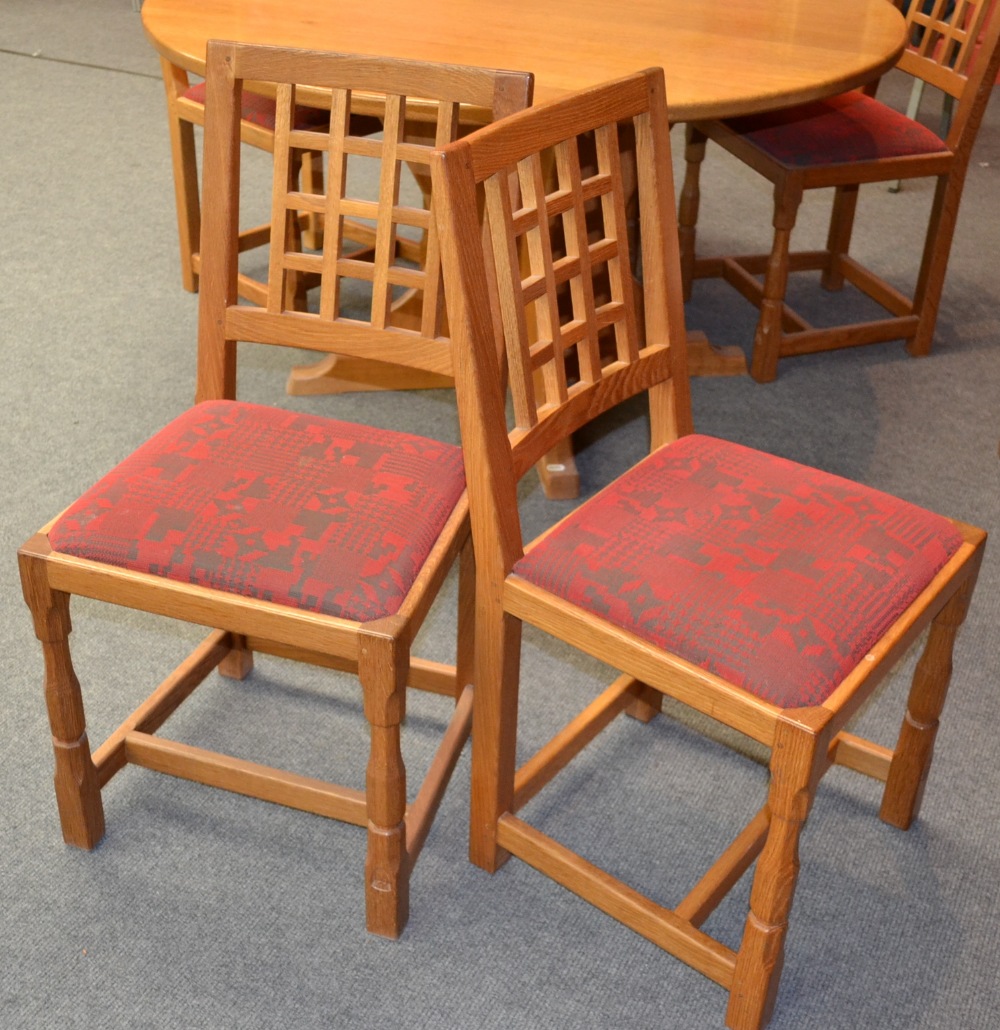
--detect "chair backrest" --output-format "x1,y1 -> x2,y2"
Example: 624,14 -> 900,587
899,0 -> 1000,142
195,40 -> 533,401
433,68 -> 693,574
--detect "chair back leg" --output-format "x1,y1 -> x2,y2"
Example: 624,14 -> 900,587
820,183 -> 861,291
750,178 -> 804,383
881,554 -> 983,827
907,171 -> 965,356
159,57 -> 201,293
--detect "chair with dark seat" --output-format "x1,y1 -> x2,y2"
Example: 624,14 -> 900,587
19,40 -> 531,939
432,67 -> 985,1026
677,0 -> 1000,381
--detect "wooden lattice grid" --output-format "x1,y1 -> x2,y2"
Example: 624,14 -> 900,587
909,0 -> 990,73
265,83 -> 468,340
482,122 -> 644,431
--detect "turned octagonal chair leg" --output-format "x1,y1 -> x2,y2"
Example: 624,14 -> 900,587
360,618 -> 410,938
18,549 -> 105,850
881,562 -> 981,830
678,124 -> 707,301
727,709 -> 832,1030
750,179 -> 803,384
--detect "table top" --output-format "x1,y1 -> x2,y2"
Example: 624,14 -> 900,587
142,0 -> 906,121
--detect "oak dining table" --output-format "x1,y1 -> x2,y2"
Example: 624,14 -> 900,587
142,0 -> 905,120
141,0 -> 906,494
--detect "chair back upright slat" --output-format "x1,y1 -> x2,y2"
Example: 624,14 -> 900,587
196,41 -> 533,403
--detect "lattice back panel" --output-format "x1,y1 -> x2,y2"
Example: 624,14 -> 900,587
267,84 -> 464,342
906,0 -> 990,76
482,122 -> 643,432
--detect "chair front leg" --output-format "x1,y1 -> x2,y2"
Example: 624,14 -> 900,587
360,617 -> 410,938
18,547 -> 105,849
678,123 -> 707,301
469,597 -> 522,874
881,555 -> 982,830
750,177 -> 803,384
727,708 -> 832,1030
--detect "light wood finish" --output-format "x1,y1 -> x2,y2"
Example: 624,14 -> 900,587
432,68 -> 986,1027
18,43 -> 532,941
158,54 -> 336,298
679,0 -> 1000,381
141,0 -> 905,499
141,0 -> 906,119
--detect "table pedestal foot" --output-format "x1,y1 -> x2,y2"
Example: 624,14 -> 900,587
686,331 -> 748,377
537,438 -> 580,500
286,355 -> 453,396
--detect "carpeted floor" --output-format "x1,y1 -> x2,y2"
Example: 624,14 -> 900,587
2,3 -> 998,1028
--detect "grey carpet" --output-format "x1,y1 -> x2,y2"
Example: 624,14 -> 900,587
2,3 -> 999,1027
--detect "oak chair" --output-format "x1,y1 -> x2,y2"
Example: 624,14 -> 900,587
19,40 -> 531,939
677,0 -> 1000,381
432,67 -> 985,1027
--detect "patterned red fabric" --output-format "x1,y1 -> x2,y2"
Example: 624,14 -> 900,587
723,91 -> 949,167
48,401 -> 466,622
513,435 -> 962,708
182,82 -> 328,131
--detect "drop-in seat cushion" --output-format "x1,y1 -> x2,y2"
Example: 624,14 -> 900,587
48,401 -> 466,622
182,81 -> 329,131
722,90 -> 950,168
513,434 -> 963,708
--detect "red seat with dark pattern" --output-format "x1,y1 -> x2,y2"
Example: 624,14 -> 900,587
47,401 -> 466,623
514,434 -> 962,708
721,91 -> 949,168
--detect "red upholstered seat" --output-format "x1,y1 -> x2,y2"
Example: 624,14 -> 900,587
722,90 -> 950,168
513,434 -> 962,708
48,401 -> 466,622
182,81 -> 328,131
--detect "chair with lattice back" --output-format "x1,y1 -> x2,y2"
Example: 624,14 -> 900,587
19,40 -> 531,939
678,0 -> 1000,381
432,67 -> 985,1026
